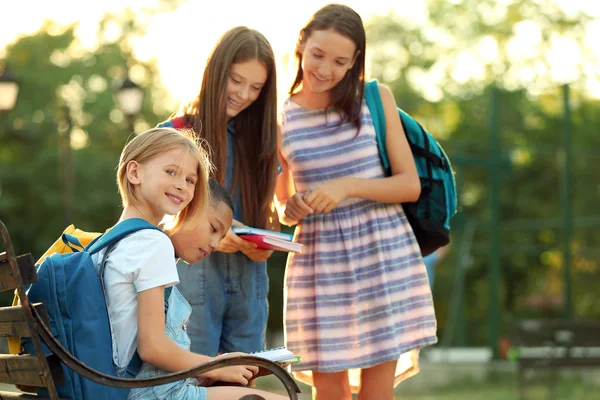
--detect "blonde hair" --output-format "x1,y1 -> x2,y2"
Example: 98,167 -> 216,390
117,127 -> 212,232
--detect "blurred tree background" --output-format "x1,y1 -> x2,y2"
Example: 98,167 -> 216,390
1,0 -> 599,356
364,0 -> 600,351
0,9 -> 173,297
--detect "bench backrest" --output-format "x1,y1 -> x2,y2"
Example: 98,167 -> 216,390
0,233 -> 62,399
512,319 -> 600,369
0,221 -> 301,400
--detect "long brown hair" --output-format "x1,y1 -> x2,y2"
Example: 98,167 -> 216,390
290,4 -> 366,130
182,26 -> 278,228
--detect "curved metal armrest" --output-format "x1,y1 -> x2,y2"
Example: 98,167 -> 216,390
31,305 -> 301,399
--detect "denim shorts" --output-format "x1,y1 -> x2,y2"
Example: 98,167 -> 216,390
176,251 -> 269,356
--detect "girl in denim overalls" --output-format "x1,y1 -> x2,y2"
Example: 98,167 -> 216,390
157,26 -> 280,359
104,129 -> 286,399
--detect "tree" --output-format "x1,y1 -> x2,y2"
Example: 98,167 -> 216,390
365,0 -> 600,346
0,15 -> 173,305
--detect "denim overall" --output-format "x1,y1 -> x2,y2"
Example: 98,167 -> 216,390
176,122 -> 269,356
128,286 -> 208,400
157,118 -> 278,356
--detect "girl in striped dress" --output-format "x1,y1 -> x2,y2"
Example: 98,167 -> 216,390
276,4 -> 437,399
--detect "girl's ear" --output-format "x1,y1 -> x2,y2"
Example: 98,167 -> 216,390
348,50 -> 361,70
297,30 -> 306,54
126,160 -> 142,185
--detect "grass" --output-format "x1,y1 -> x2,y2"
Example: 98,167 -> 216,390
256,369 -> 596,399
0,369 -> 594,399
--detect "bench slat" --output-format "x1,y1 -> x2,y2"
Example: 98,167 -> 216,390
0,253 -> 37,293
0,354 -> 46,388
513,319 -> 600,372
0,304 -> 49,338
0,390 -> 60,399
519,357 -> 600,369
513,320 -> 600,347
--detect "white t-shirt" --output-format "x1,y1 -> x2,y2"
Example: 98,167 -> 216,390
93,229 -> 179,368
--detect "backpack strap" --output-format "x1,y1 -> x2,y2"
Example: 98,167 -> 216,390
365,80 -> 446,169
61,233 -> 85,252
86,218 -> 162,256
364,79 -> 390,170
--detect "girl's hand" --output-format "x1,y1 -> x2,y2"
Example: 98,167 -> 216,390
199,365 -> 258,386
283,192 -> 313,223
200,353 -> 259,386
241,247 -> 274,262
218,220 -> 257,253
304,179 -> 350,214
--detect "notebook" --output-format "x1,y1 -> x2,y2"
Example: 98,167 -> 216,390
206,348 -> 301,386
231,226 -> 293,241
240,234 -> 303,253
252,346 -> 301,364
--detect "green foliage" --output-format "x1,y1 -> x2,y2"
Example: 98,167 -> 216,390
0,15 -> 172,284
366,1 -> 600,347
1,2 -> 599,348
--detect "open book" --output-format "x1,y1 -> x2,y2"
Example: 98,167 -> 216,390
206,347 -> 301,386
232,226 -> 302,253
251,347 -> 301,364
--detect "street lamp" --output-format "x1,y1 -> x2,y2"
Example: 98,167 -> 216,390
0,66 -> 20,113
59,105 -> 74,227
116,76 -> 143,132
0,65 -> 19,202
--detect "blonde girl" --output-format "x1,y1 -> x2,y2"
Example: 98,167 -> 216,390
101,127 -> 285,399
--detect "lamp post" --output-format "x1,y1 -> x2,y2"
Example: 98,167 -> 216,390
0,65 -> 19,201
59,105 -> 74,226
0,66 -> 20,113
116,76 -> 143,133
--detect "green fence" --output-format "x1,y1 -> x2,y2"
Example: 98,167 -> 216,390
435,85 -> 600,356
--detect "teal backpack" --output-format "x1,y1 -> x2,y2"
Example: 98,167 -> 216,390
364,79 -> 457,256
22,219 -> 169,399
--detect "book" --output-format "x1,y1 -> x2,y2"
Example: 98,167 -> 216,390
206,348 -> 301,387
231,226 -> 293,241
240,234 -> 303,253
251,346 -> 300,364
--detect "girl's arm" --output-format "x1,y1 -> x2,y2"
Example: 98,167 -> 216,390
304,84 -> 420,213
137,286 -> 213,370
349,83 -> 420,202
218,219 -> 257,254
275,128 -> 313,225
218,215 -> 279,262
275,130 -> 295,204
137,286 -> 257,384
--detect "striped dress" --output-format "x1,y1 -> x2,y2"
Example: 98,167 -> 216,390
280,97 -> 437,391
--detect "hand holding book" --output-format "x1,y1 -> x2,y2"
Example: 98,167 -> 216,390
207,347 -> 300,387
232,226 -> 303,253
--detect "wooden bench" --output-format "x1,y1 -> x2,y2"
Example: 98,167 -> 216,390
0,220 -> 301,399
511,319 -> 600,399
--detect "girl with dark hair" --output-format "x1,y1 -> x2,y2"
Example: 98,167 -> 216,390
277,5 -> 437,399
158,26 -> 280,359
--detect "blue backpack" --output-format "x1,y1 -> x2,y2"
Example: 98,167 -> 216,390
365,79 -> 457,256
23,219 -> 168,399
